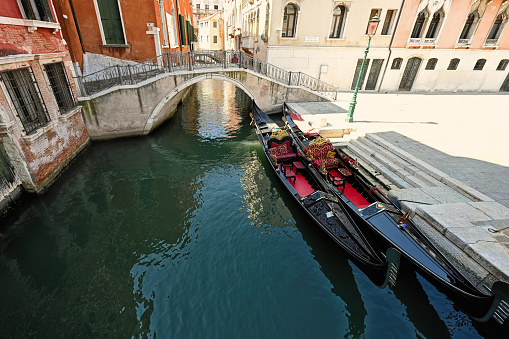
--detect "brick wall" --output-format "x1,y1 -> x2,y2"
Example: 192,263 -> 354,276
0,28 -> 90,191
0,24 -> 67,56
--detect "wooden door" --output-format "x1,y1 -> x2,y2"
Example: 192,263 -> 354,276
365,59 -> 384,90
399,57 -> 422,91
351,58 -> 371,90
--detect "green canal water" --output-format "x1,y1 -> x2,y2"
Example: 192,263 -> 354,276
0,80 -> 500,338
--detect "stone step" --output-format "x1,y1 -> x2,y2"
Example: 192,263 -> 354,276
349,138 -> 430,188
364,133 -> 493,203
355,137 -> 445,188
345,143 -> 413,189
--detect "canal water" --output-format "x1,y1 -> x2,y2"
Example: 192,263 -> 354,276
0,80 -> 500,338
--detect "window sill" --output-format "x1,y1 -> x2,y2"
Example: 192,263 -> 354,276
278,37 -> 298,40
0,17 -> 60,30
21,121 -> 57,145
0,121 -> 15,136
325,37 -> 346,41
101,44 -> 130,48
58,106 -> 81,122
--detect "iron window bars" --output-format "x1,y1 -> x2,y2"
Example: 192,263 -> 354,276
1,67 -> 50,135
44,62 -> 75,113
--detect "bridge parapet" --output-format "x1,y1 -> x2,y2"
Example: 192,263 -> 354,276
77,50 -> 338,101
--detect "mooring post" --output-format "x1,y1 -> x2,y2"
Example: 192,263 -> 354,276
288,71 -> 292,85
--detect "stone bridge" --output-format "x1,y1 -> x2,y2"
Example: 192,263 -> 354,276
77,50 -> 337,140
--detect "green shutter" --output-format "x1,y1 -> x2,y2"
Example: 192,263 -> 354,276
178,15 -> 185,46
97,0 -> 125,45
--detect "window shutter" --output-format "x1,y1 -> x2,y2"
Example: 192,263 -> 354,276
97,0 -> 125,45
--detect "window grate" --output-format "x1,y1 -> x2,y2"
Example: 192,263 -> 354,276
447,58 -> 460,70
425,58 -> 438,70
44,62 -> 75,113
496,59 -> 509,71
1,67 -> 50,135
473,59 -> 486,71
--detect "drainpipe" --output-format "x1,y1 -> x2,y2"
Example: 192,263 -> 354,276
378,0 -> 406,92
68,0 -> 85,54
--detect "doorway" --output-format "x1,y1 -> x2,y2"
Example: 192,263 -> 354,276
399,57 -> 422,91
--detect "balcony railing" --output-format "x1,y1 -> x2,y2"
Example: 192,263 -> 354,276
457,38 -> 471,45
408,38 -> 421,46
422,38 -> 436,45
484,39 -> 498,47
408,37 -> 437,46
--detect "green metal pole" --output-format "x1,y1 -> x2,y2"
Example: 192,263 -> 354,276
346,36 -> 372,123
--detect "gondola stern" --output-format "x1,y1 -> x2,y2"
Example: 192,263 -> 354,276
377,247 -> 401,289
472,281 -> 509,325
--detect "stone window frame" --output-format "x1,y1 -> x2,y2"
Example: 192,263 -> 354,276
17,0 -> 54,23
92,0 -> 128,47
447,58 -> 460,70
411,11 -> 428,39
496,59 -> 509,71
425,58 -> 438,70
473,59 -> 487,71
381,9 -> 397,36
328,4 -> 348,39
42,61 -> 76,114
0,66 -> 51,135
391,58 -> 403,70
281,2 -> 299,38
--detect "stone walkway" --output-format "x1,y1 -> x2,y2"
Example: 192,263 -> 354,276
286,92 -> 509,291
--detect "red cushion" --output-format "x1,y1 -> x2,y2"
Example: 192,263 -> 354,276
270,140 -> 292,154
269,144 -> 287,156
314,158 -> 339,169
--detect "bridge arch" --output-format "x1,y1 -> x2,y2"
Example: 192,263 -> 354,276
143,73 -> 256,135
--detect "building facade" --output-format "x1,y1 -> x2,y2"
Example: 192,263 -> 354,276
224,0 -> 509,92
383,0 -> 509,92
53,0 -> 195,75
0,0 -> 90,195
197,12 -> 224,50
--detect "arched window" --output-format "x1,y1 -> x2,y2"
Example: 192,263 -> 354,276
282,3 -> 298,37
411,12 -> 427,38
329,6 -> 346,38
263,3 -> 270,40
391,58 -> 403,69
473,59 -> 486,70
447,58 -> 460,70
426,12 -> 442,38
460,13 -> 476,39
425,58 -> 438,70
497,59 -> 509,71
488,14 -> 505,40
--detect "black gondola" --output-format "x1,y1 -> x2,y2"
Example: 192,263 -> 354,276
250,103 -> 400,289
281,102 -> 509,325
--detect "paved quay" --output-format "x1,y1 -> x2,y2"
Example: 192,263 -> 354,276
286,92 -> 509,293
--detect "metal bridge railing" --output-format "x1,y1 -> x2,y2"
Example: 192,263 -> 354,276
77,50 -> 338,100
